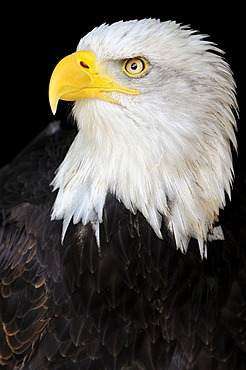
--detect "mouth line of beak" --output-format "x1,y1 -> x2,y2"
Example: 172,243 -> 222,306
49,50 -> 140,114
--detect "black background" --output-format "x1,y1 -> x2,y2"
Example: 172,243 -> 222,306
2,5 -> 244,168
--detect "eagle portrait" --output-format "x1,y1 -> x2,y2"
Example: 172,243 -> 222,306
0,18 -> 245,370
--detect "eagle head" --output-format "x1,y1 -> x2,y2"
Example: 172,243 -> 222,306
48,18 -> 238,258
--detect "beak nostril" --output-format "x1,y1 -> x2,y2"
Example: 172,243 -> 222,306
80,61 -> 90,69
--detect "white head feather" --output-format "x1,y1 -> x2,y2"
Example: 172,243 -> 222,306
51,18 -> 238,258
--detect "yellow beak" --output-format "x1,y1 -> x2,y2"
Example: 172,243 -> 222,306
49,50 -> 140,114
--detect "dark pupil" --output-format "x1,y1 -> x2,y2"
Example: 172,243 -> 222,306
131,62 -> 138,70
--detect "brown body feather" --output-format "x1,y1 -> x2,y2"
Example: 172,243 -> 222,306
0,121 -> 245,369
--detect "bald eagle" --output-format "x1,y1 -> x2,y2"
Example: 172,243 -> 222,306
0,18 -> 245,370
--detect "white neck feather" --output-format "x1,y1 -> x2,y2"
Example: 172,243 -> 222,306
51,92 -> 237,258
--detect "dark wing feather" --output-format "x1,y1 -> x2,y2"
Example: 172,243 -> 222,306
0,121 -> 246,369
0,121 -> 76,368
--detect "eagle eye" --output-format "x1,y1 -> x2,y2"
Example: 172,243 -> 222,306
123,57 -> 148,77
